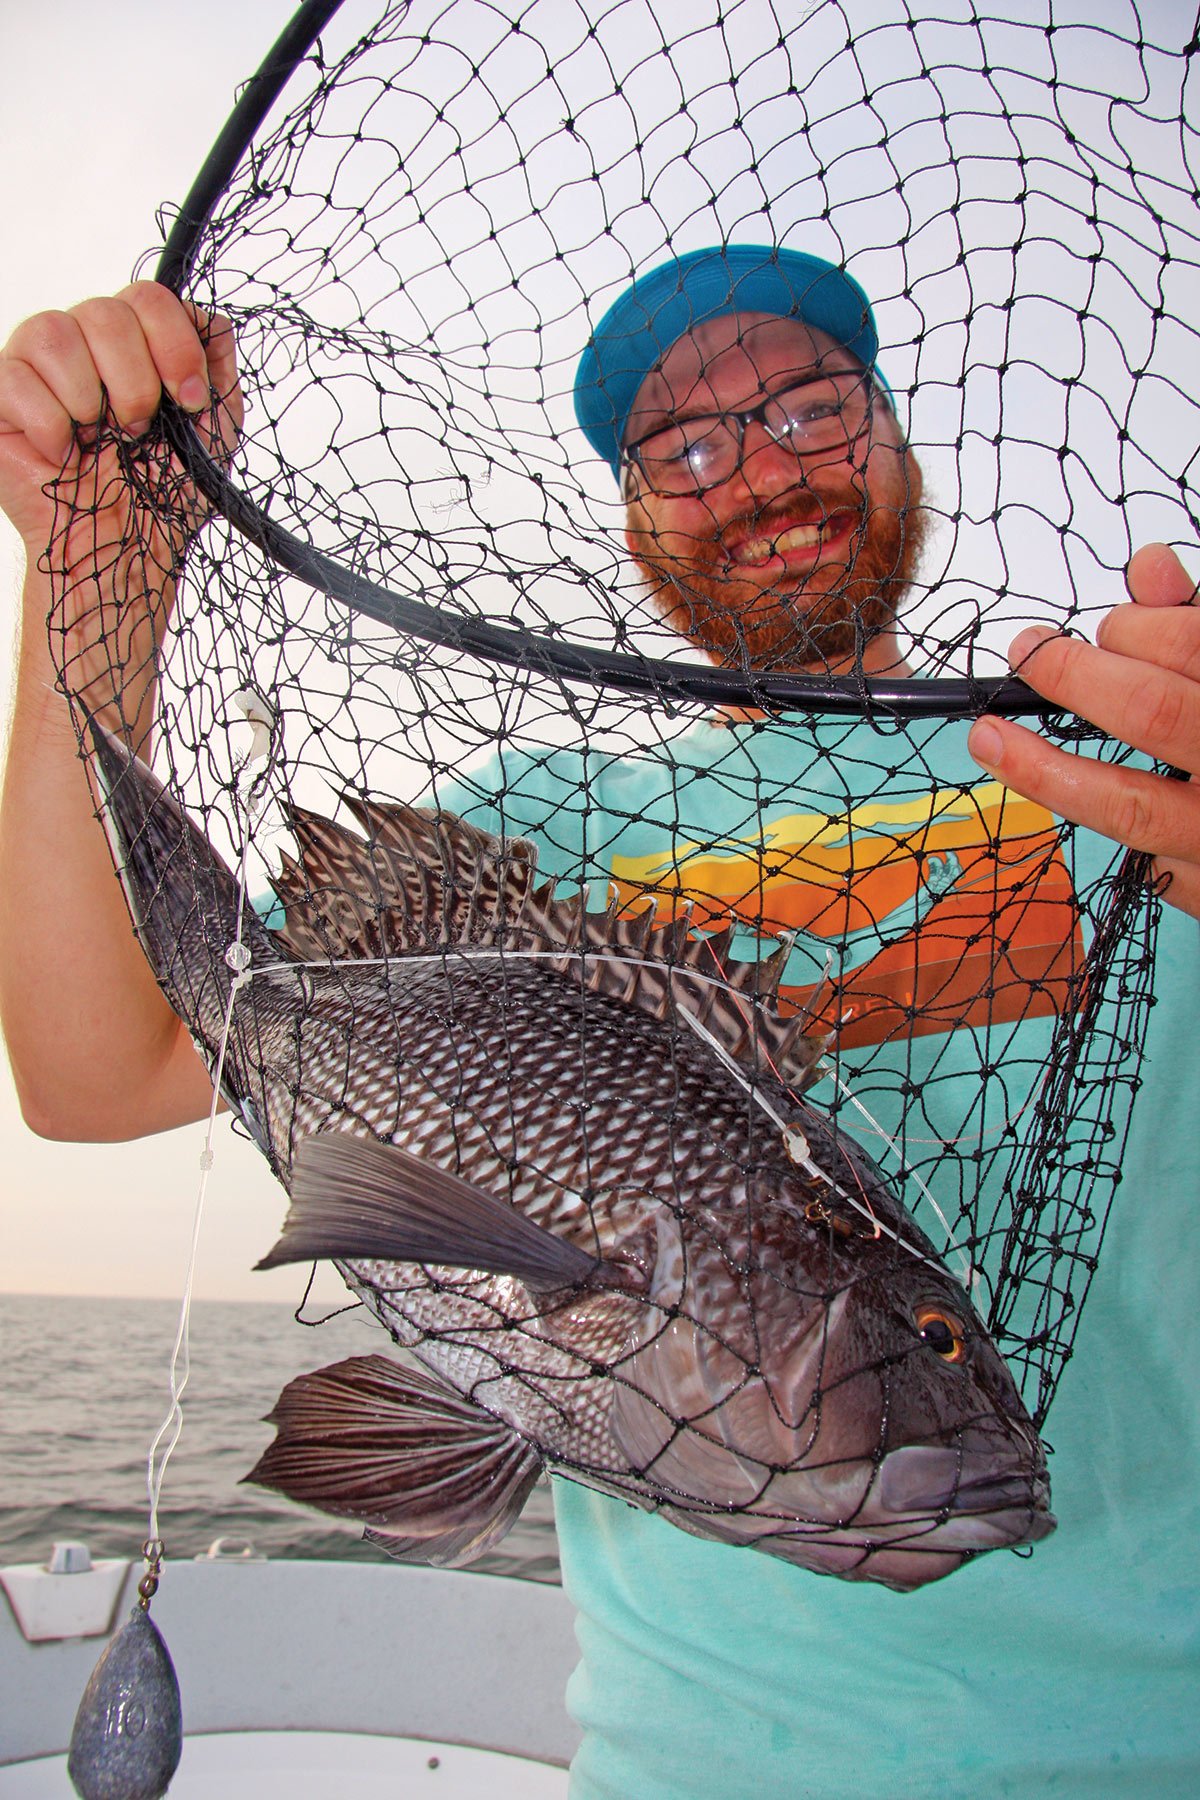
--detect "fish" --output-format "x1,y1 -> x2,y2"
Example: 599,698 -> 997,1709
86,718 -> 1054,1592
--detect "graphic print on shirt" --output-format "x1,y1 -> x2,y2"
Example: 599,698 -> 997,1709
609,778 -> 1083,1048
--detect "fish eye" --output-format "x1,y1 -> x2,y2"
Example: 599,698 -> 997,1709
915,1306 -> 967,1364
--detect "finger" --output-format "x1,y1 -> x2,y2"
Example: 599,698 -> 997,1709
1,309 -> 106,439
1124,542 -> 1198,608
190,308 -> 244,446
1094,599 -> 1200,682
968,713 -> 1200,860
1150,856 -> 1200,922
0,353 -> 80,472
192,310 -> 240,405
69,295 -> 171,436
116,281 -> 213,415
1007,628 -> 1200,772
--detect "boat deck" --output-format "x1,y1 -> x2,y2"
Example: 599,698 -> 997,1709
0,1730 -> 569,1797
0,1556 -> 579,1794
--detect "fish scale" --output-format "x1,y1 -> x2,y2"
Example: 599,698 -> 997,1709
242,955 -> 860,1489
89,720 -> 1056,1591
247,955 -> 778,1235
360,1265 -> 643,1472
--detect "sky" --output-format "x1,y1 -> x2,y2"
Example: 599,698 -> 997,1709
0,1 -> 342,1303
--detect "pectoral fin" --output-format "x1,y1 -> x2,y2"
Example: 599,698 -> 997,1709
245,1353 -> 541,1566
257,1134 -> 602,1290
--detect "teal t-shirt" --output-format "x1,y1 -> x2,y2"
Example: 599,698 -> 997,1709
434,712 -> 1200,1798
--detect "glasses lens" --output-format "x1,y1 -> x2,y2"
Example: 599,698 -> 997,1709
766,374 -> 871,452
635,416 -> 738,492
628,371 -> 873,493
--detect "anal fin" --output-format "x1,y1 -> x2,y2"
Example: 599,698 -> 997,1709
245,1353 -> 541,1567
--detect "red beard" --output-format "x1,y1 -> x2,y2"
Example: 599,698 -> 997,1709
633,480 -> 927,673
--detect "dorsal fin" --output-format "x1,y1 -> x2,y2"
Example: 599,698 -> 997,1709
271,810 -> 403,960
271,798 -> 825,1093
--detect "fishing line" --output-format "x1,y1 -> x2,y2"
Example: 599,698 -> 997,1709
674,999 -> 964,1284
67,795 -> 262,1800
230,938 -> 1052,1292
820,1069 -> 975,1288
142,941 -> 252,1541
144,690 -> 273,1538
680,927 -> 946,1266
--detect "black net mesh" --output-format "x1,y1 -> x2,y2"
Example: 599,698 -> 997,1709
46,0 -> 1196,1588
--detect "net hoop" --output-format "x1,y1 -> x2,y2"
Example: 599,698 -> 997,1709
152,0 -> 1051,722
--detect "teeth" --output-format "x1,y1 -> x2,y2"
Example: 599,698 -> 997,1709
732,523 -> 822,565
775,523 -> 822,552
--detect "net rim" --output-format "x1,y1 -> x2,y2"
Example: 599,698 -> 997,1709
152,0 -> 1056,723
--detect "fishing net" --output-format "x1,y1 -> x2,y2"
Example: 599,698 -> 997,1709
44,0 -> 1197,1577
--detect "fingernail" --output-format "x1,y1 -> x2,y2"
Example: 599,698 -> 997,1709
968,720 -> 1003,768
1009,625 -> 1054,667
178,375 -> 209,412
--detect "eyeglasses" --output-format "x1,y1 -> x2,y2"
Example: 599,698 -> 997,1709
622,369 -> 877,496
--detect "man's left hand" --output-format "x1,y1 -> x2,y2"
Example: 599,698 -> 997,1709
967,543 -> 1200,920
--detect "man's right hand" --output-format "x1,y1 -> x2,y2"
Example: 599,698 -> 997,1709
0,284 -> 242,1142
0,280 -> 240,550
0,282 -> 242,737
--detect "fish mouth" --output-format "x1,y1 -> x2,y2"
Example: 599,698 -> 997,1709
878,1443 -> 1053,1527
724,1439 -> 1056,1590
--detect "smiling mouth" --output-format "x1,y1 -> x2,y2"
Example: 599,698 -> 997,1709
725,511 -> 854,569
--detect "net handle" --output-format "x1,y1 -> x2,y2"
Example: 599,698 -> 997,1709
150,0 -> 1055,722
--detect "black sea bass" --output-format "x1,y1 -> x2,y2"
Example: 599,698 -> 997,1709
89,720 -> 1054,1591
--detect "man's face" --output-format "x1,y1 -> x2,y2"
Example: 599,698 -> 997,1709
622,312 -> 924,672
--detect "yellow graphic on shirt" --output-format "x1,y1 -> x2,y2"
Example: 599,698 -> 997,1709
610,778 -> 1082,1049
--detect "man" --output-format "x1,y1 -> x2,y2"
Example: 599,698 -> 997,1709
577,246 -> 922,677
433,250 -> 1200,1795
0,249 -> 1197,1796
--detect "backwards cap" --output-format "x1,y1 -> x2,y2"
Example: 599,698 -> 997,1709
574,244 -> 883,481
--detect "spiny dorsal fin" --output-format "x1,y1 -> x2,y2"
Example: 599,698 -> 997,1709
271,798 -> 825,1093
345,795 -> 541,952
275,803 -> 439,958
272,815 -> 395,960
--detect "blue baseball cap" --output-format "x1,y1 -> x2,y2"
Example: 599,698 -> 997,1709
574,244 -> 884,481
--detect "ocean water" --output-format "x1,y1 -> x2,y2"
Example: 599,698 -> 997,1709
0,1292 -> 559,1582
